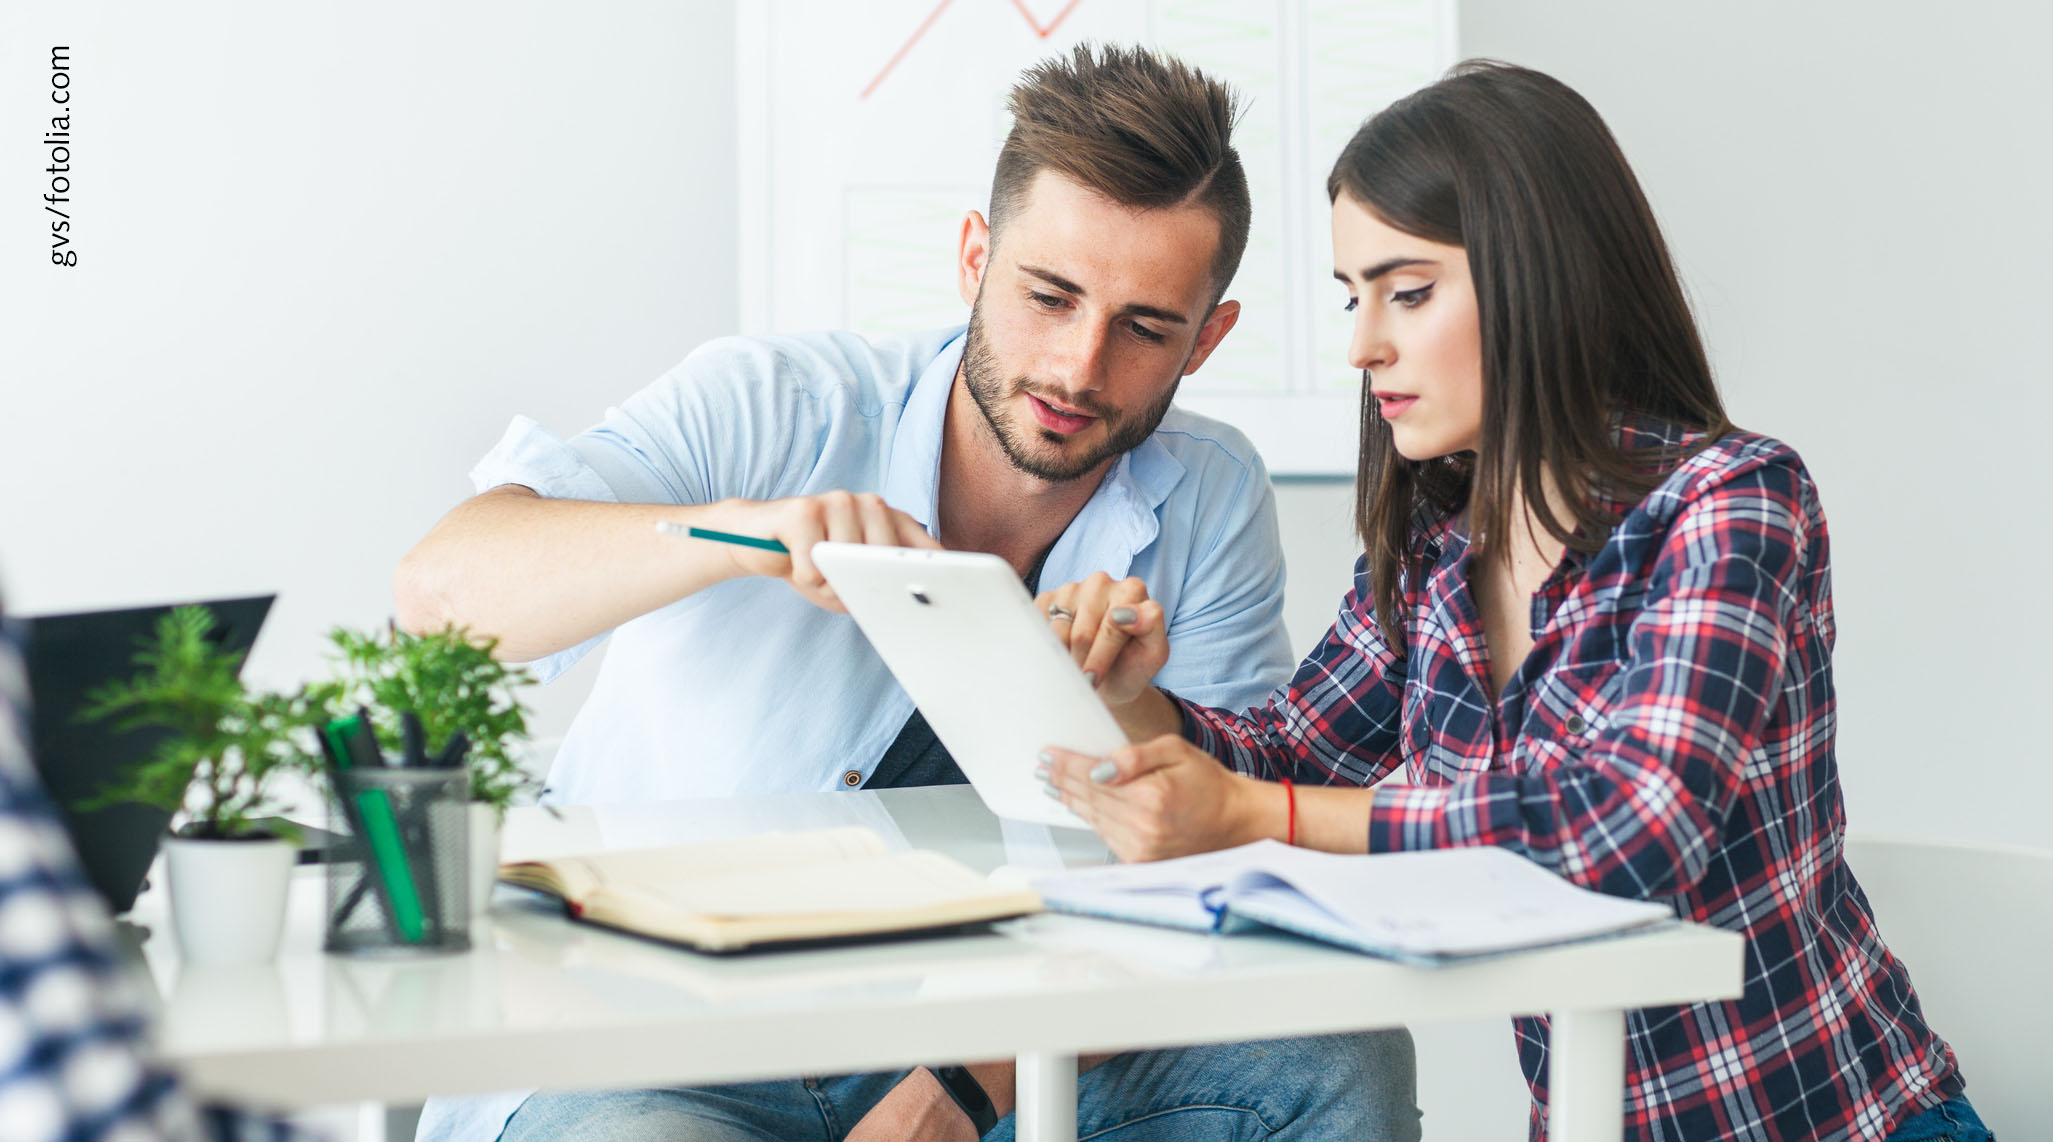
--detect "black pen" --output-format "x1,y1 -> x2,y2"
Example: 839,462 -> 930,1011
346,706 -> 387,769
431,730 -> 470,769
400,711 -> 427,768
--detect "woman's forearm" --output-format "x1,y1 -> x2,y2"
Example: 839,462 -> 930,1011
1108,685 -> 1186,742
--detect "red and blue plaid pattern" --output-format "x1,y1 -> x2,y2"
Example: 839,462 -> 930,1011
0,613 -> 306,1142
1180,421 -> 1962,1141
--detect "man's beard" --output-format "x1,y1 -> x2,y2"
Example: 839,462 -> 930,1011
960,300 -> 1184,483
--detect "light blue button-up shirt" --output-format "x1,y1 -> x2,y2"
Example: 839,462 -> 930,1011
472,325 -> 1294,806
421,326 -> 1293,1141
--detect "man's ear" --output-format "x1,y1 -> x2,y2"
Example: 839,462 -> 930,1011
957,210 -> 991,307
1182,299 -> 1241,376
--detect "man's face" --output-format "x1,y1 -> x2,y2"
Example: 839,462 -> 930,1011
957,170 -> 1239,483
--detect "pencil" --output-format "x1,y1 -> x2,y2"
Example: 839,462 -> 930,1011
654,520 -> 790,553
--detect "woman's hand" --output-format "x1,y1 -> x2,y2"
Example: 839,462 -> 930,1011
1036,734 -> 1273,862
1034,573 -> 1168,708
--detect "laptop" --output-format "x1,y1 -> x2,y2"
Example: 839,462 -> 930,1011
18,595 -> 275,914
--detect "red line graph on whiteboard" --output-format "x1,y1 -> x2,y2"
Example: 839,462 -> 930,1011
860,0 -> 1087,100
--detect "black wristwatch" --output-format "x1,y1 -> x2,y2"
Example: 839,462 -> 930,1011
930,1064 -> 1000,1135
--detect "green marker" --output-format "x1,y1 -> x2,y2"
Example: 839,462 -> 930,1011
655,520 -> 789,553
323,717 -> 426,943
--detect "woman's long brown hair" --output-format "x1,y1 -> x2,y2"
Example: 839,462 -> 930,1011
1328,60 -> 1731,651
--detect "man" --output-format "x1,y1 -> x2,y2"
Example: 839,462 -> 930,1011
401,44 -> 1418,1142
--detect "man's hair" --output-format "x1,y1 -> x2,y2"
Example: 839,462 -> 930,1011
990,43 -> 1249,305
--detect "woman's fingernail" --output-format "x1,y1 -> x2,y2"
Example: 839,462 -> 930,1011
1034,764 -> 1050,782
1110,607 -> 1136,624
1089,761 -> 1119,783
1082,670 -> 1098,687
1037,750 -> 1054,765
1043,784 -> 1064,800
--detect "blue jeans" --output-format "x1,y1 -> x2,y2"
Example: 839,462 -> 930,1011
500,1029 -> 1419,1141
1885,1095 -> 1993,1142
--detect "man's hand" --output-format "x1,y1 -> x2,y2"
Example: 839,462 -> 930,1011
845,1067 -> 983,1142
693,491 -> 942,612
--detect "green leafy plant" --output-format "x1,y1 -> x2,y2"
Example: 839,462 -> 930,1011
316,622 -> 536,814
79,605 -> 319,841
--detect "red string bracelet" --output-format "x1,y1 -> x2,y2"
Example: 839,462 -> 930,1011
1280,777 -> 1297,846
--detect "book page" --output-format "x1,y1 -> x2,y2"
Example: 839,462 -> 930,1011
507,827 -> 891,904
1037,841 -> 1673,959
1225,843 -> 1673,958
1030,846 -> 1270,933
603,850 -> 1017,920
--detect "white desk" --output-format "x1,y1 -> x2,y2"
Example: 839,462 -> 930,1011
134,787 -> 1743,1142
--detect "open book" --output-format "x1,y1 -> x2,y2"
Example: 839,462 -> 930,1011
1034,841 -> 1674,965
500,826 -> 1042,953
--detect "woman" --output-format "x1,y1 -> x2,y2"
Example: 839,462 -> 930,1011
1036,61 -> 1986,1142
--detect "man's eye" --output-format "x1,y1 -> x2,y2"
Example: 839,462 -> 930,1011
1028,292 -> 1065,310
1343,296 -> 1359,313
1392,284 -> 1434,309
1130,321 -> 1166,344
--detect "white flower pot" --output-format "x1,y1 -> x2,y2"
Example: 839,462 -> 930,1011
467,802 -> 502,917
163,833 -> 295,966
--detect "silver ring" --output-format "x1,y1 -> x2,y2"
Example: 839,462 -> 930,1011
1046,605 -> 1076,622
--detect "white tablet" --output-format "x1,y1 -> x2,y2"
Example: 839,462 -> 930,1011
811,542 -> 1124,829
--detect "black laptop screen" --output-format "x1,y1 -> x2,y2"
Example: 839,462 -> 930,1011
20,595 -> 275,914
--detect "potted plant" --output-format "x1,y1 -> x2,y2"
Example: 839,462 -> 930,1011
80,605 -> 319,965
317,622 -> 534,915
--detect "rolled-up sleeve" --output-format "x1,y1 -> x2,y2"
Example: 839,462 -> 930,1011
463,337 -> 829,681
1153,459 -> 1295,709
470,415 -> 622,503
464,417 -> 619,680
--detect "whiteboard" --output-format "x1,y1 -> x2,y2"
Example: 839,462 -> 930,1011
737,0 -> 1457,475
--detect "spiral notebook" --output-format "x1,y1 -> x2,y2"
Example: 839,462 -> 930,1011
1034,842 -> 1675,965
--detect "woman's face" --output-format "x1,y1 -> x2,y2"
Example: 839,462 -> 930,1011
1330,193 -> 1484,461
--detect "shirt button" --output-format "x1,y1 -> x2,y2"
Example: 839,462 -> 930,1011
1565,715 -> 1588,735
842,770 -> 863,787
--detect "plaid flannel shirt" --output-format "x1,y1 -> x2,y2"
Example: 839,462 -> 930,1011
1180,421 -> 1962,1141
0,612 -> 301,1142
0,616 -> 197,1141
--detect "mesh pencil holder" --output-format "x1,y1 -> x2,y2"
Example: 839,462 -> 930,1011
324,767 -> 471,956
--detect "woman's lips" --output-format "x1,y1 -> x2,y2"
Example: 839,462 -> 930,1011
1028,394 -> 1096,435
1374,393 -> 1417,419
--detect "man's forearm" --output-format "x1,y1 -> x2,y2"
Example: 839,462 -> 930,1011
393,487 -> 744,661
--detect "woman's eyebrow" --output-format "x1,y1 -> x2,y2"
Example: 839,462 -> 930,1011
1333,257 -> 1438,285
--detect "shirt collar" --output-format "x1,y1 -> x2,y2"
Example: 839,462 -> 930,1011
882,325 -> 1185,578
1043,429 -> 1182,585
1412,412 -> 1711,567
881,327 -> 967,535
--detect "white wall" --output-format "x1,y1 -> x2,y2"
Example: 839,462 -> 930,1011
15,0 -> 2034,851
0,0 -> 736,749
4,2 -> 2045,1137
1457,0 -> 2053,856
1277,3 -> 2053,851
1272,4 -> 2053,1137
